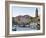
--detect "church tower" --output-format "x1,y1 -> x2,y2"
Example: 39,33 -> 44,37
36,8 -> 38,17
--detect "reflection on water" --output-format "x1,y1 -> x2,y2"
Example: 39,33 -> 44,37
12,24 -> 40,31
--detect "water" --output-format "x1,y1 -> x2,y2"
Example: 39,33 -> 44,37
12,24 -> 38,31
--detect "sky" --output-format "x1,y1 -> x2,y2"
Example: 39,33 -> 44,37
12,6 -> 40,17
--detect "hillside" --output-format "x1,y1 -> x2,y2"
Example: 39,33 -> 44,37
12,15 -> 40,25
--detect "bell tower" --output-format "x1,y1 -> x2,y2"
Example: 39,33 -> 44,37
36,8 -> 38,17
